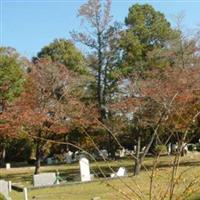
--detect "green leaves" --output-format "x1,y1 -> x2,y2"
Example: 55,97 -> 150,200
0,53 -> 25,102
35,39 -> 88,74
121,4 -> 176,73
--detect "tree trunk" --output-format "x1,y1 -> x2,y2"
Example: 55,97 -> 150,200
97,32 -> 102,112
34,141 -> 41,175
134,159 -> 142,176
180,141 -> 186,157
134,135 -> 141,175
108,132 -> 115,159
0,146 -> 6,167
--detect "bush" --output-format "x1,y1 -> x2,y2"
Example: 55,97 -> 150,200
187,144 -> 196,151
154,145 -> 167,155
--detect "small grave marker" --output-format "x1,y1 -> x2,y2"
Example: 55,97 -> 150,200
46,157 -> 53,165
111,167 -> 127,178
6,163 -> 10,170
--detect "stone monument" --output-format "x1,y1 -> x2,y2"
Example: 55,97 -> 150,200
79,157 -> 91,182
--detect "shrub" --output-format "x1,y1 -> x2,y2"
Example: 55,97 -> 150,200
187,144 -> 196,151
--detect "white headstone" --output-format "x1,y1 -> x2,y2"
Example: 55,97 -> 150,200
79,157 -> 91,182
119,148 -> 125,158
111,167 -> 127,178
33,173 -> 56,187
0,180 -> 9,198
116,167 -> 127,176
6,163 -> 10,170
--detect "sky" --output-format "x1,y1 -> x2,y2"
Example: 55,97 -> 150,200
1,0 -> 200,59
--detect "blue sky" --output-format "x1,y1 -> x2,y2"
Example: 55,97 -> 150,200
1,0 -> 200,59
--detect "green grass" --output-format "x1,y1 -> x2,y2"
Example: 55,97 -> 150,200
190,194 -> 200,200
1,154 -> 200,200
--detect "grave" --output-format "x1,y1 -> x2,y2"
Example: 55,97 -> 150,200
0,180 -> 11,200
65,150 -> 73,164
172,144 -> 178,153
99,149 -> 108,159
5,163 -> 10,170
168,143 -> 172,155
111,167 -> 127,178
119,148 -> 125,158
33,173 -> 56,187
46,157 -> 53,165
79,157 -> 91,182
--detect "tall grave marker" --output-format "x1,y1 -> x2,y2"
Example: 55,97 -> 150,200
79,157 -> 91,182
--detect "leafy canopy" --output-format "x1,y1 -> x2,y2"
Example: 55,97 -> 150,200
0,47 -> 25,102
35,39 -> 87,74
121,4 -> 177,71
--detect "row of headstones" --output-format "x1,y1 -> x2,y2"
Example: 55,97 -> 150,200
46,145 -> 180,166
0,180 -> 12,200
34,157 -> 127,187
48,149 -> 110,165
47,150 -> 80,164
47,148 -> 128,165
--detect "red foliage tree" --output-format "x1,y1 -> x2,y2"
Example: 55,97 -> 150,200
1,59 -> 97,173
111,66 -> 200,175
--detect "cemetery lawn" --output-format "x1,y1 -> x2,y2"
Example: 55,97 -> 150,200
1,154 -> 200,200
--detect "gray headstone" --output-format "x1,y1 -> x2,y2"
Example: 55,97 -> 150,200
0,180 -> 9,199
65,151 -> 73,164
33,173 -> 56,187
46,157 -> 53,165
99,149 -> 108,159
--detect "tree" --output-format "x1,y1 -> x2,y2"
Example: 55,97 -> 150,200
120,4 -> 177,72
12,59 -> 97,174
112,65 -> 200,175
0,47 -> 25,109
18,59 -> 73,174
34,39 -> 87,74
0,47 -> 25,166
71,0 -> 124,157
72,0 -> 111,116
